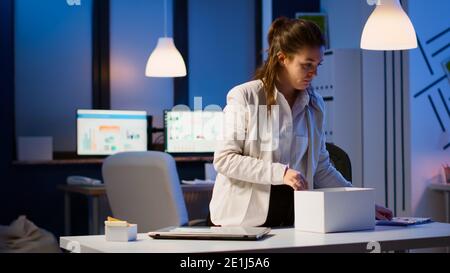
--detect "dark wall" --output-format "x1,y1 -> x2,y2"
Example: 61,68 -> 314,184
0,0 -> 15,224
8,165 -> 102,236
0,0 -> 103,233
272,0 -> 320,19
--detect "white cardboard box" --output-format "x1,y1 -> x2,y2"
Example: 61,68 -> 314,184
105,224 -> 137,242
294,187 -> 375,233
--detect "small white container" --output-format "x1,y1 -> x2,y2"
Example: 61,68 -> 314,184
105,224 -> 137,242
295,187 -> 375,233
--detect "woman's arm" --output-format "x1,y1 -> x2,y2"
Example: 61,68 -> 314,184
213,88 -> 287,185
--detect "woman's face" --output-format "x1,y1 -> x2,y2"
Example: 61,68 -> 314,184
278,46 -> 324,91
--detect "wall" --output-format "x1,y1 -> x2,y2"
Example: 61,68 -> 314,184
110,0 -> 174,129
14,0 -> 176,150
14,0 -> 259,149
188,0 -> 318,109
0,0 -> 15,224
261,0 -> 272,61
272,0 -> 320,22
321,0 -> 368,49
15,0 -> 93,152
408,0 -> 449,221
188,0 -> 256,108
322,0 -> 450,228
6,0 -> 102,229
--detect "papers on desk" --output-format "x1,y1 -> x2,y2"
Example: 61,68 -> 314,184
181,179 -> 215,185
376,217 -> 432,226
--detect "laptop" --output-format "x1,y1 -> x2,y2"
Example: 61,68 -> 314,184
376,217 -> 432,226
148,226 -> 271,241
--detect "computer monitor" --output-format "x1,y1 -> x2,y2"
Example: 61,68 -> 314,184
77,109 -> 148,155
164,110 -> 223,154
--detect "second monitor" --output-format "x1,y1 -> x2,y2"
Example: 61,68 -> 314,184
164,110 -> 223,154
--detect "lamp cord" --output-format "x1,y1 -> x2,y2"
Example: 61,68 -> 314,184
164,0 -> 167,37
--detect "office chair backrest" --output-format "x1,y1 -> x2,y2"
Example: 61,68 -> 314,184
325,143 -> 352,182
102,151 -> 189,232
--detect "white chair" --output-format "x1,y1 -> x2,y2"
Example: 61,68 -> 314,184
102,151 -> 202,233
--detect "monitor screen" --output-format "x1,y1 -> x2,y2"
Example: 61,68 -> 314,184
165,110 -> 223,153
77,109 -> 148,155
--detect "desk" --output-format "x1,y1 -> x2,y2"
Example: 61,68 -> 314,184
60,222 -> 450,253
58,184 -> 214,236
14,156 -> 213,166
429,183 -> 450,223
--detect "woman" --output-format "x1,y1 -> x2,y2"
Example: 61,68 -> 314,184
209,17 -> 392,227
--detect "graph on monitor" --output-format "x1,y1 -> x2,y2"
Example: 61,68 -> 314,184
77,109 -> 147,155
165,110 -> 223,153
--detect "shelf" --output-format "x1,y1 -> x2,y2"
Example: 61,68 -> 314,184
13,156 -> 214,166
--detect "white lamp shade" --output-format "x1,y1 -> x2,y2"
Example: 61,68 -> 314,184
361,0 -> 417,50
145,37 -> 187,77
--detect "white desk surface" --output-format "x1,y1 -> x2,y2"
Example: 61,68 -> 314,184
60,222 -> 450,253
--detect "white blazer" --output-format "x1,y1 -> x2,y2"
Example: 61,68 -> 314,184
209,80 -> 351,227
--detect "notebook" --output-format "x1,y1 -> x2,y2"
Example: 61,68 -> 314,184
376,217 -> 432,226
148,226 -> 271,241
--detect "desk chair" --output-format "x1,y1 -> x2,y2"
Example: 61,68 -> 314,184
325,142 -> 352,182
102,151 -> 204,232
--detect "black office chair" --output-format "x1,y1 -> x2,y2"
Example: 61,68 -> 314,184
325,142 -> 352,183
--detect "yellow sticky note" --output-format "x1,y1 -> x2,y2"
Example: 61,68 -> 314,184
107,216 -> 123,222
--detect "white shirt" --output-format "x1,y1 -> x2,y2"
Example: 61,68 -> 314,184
209,80 -> 351,226
277,90 -> 310,181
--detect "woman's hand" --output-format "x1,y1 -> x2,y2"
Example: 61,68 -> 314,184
375,204 -> 393,220
283,168 -> 309,191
